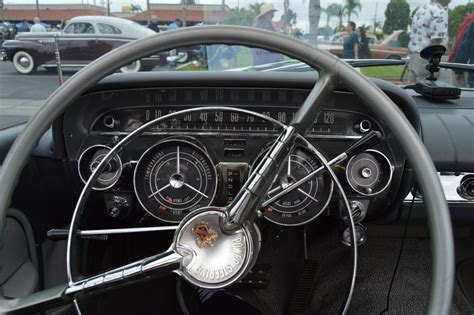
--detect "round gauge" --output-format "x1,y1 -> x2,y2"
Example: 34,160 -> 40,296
253,146 -> 333,226
78,145 -> 123,190
134,139 -> 217,223
341,223 -> 367,246
345,149 -> 393,196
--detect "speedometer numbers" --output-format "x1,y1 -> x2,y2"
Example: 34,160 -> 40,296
134,139 -> 217,223
254,146 -> 333,226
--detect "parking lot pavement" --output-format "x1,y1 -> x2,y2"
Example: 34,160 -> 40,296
0,61 -> 74,129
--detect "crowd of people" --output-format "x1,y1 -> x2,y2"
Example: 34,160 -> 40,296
2,17 -> 49,42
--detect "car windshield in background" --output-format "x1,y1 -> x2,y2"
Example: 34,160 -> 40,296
1,0 -> 473,128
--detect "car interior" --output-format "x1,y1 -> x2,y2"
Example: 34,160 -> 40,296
0,26 -> 473,315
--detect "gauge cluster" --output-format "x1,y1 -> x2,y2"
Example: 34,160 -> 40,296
65,86 -> 407,227
253,146 -> 333,226
133,139 -> 217,222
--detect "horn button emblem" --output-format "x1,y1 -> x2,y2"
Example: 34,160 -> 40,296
192,221 -> 218,248
174,208 -> 253,288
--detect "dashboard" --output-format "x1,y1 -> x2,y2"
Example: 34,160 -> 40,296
62,74 -> 412,229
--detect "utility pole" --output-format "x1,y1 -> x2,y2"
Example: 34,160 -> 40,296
35,0 -> 41,18
0,0 -> 4,24
181,0 -> 187,27
372,2 -> 378,32
106,0 -> 110,16
146,0 -> 151,26
220,0 -> 225,23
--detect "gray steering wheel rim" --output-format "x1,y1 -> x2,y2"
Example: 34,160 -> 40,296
0,25 -> 454,314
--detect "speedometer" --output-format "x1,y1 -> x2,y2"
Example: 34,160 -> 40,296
253,146 -> 333,226
134,139 -> 217,223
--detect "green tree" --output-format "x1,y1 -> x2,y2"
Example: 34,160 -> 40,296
448,4 -> 474,42
343,0 -> 361,22
325,3 -> 342,27
224,3 -> 260,26
383,0 -> 410,35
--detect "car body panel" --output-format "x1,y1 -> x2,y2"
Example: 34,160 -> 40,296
1,16 -> 171,71
318,30 -> 409,59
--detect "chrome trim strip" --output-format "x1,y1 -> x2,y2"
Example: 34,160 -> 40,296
43,64 -> 87,68
404,173 -> 474,203
80,226 -> 179,236
89,130 -> 361,140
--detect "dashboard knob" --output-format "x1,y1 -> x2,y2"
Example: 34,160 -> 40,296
355,120 -> 372,133
457,176 -> 474,200
103,115 -> 116,129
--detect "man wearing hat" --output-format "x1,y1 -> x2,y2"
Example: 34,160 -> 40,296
252,3 -> 284,65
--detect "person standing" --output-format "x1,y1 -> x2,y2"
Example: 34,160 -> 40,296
252,3 -> 284,66
2,23 -> 13,42
407,0 -> 449,83
59,19 -> 69,31
148,15 -> 160,33
30,17 -> 47,33
357,26 -> 372,59
343,21 -> 358,59
453,21 -> 474,88
448,13 -> 474,63
167,19 -> 183,31
16,20 -> 30,33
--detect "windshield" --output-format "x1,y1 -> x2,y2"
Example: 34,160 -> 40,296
1,0 -> 472,128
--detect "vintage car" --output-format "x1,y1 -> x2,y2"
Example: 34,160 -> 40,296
319,30 -> 409,59
0,2 -> 473,313
1,16 -> 189,74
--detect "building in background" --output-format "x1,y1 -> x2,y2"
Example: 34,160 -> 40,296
3,4 -> 107,25
2,3 -> 229,28
128,4 -> 229,26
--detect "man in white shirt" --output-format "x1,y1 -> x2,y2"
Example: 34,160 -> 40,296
407,0 -> 449,83
30,17 -> 47,33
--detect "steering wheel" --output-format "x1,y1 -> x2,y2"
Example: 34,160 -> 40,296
0,26 -> 454,314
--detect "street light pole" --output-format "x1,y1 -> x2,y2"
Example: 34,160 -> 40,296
220,0 -> 225,23
35,0 -> 40,18
106,0 -> 110,16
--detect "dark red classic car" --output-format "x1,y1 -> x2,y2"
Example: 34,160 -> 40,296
1,16 -> 185,74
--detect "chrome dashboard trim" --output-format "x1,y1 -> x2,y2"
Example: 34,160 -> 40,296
405,173 -> 474,203
89,130 -> 362,140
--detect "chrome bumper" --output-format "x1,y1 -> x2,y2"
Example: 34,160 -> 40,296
1,50 -> 7,62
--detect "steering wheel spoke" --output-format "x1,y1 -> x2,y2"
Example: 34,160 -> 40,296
66,248 -> 182,296
290,71 -> 336,135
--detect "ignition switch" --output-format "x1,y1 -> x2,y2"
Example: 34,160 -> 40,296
105,194 -> 132,218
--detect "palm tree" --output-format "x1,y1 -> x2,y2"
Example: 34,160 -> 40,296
325,3 -> 342,27
343,0 -> 361,22
335,4 -> 345,31
129,4 -> 143,13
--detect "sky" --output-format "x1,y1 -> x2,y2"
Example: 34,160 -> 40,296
4,0 -> 471,32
